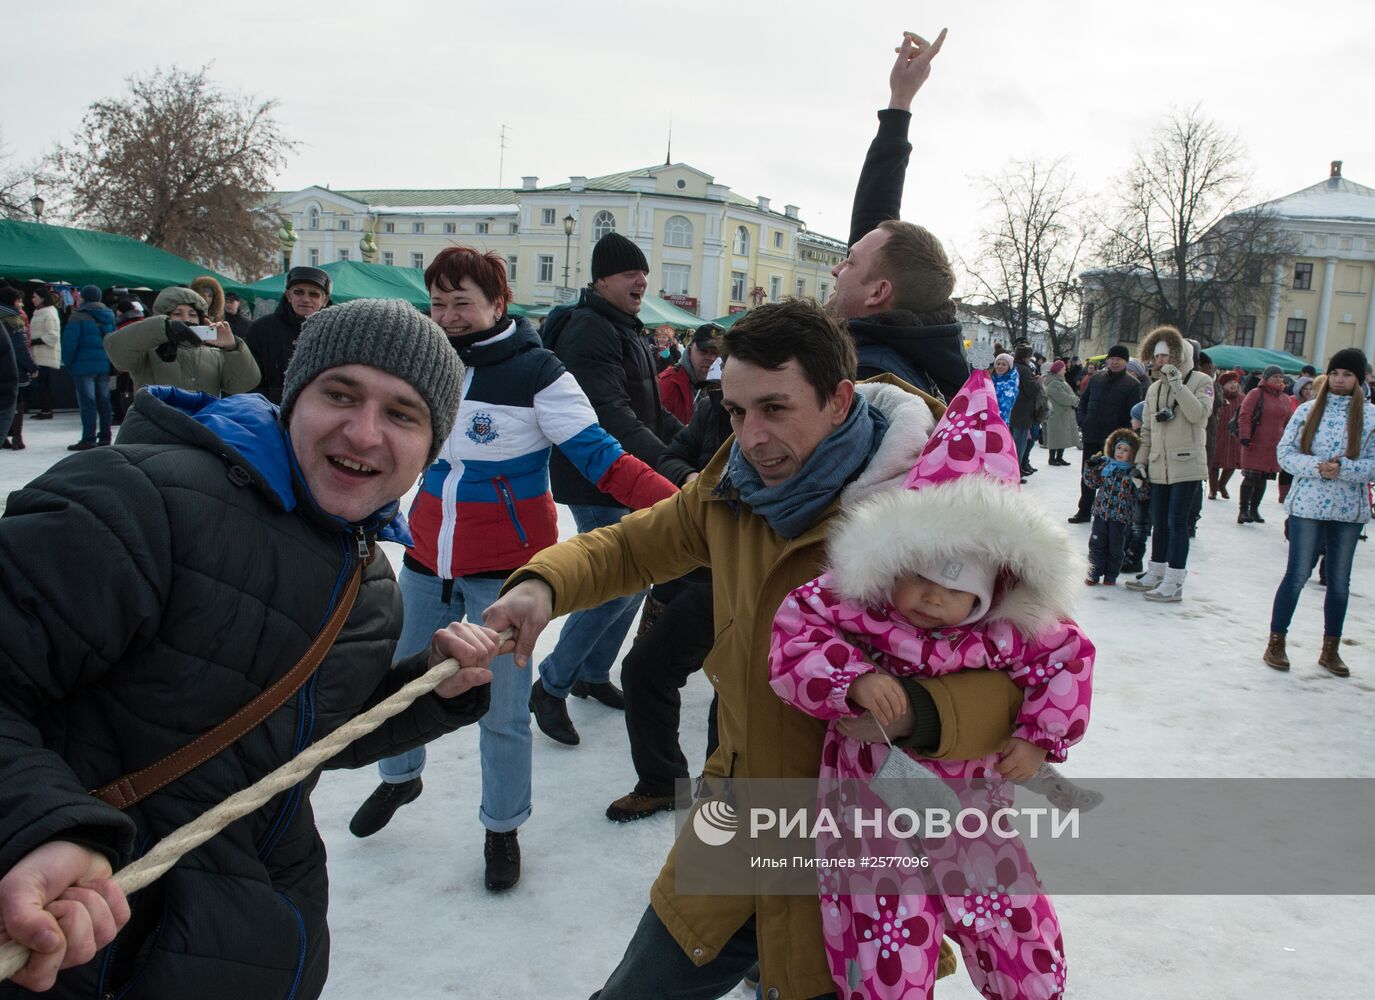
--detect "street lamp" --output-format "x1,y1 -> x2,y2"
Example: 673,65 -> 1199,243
29,194 -> 44,222
562,214 -> 575,291
277,216 -> 298,273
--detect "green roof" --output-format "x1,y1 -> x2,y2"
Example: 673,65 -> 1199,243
0,219 -> 259,300
247,259 -> 530,318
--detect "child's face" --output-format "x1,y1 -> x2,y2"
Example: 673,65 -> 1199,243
891,574 -> 978,629
1114,441 -> 1134,462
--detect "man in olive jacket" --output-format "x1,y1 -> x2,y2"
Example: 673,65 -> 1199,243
0,299 -> 499,999
486,300 -> 1022,1000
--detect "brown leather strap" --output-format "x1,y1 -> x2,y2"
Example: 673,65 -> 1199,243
93,563 -> 365,810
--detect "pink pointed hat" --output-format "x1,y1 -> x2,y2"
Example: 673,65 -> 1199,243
901,369 -> 1021,491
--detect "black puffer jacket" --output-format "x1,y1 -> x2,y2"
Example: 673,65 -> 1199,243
243,297 -> 311,403
543,289 -> 683,507
1008,361 -> 1042,429
1076,369 -> 1142,446
656,387 -> 732,487
0,389 -> 488,1000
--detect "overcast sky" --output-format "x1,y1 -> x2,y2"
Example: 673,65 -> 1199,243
5,0 -> 1372,284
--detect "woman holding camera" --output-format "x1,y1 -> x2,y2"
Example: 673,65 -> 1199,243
1126,325 -> 1215,602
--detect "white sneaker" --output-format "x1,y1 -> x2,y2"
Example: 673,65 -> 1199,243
1125,562 -> 1166,592
1144,567 -> 1185,602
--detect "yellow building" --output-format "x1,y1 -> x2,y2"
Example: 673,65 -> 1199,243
264,164 -> 846,318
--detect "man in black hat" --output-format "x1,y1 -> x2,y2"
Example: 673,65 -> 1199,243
223,292 -> 252,339
1068,343 -> 1141,523
658,323 -> 722,425
243,265 -> 332,404
530,232 -> 684,745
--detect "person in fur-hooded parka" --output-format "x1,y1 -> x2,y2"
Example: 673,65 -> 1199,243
769,369 -> 1095,1000
190,275 -> 227,323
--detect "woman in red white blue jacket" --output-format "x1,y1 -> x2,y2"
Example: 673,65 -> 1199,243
348,248 -> 675,892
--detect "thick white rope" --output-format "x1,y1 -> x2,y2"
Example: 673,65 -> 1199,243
1,638 -> 507,983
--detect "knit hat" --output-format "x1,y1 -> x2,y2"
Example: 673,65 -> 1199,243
1262,365 -> 1284,380
116,298 -> 145,320
1217,370 -> 1239,386
286,265 -> 332,297
1130,400 -> 1146,424
1126,359 -> 1147,380
1107,344 -> 1131,361
692,323 -> 724,349
591,232 -> 648,282
909,553 -> 998,624
153,286 -> 208,317
80,285 -> 103,303
1327,347 -> 1369,379
280,298 -> 465,466
994,352 -> 1014,369
1049,360 -> 1066,374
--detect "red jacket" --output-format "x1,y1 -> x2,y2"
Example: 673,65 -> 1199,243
1239,383 -> 1295,474
657,362 -> 698,425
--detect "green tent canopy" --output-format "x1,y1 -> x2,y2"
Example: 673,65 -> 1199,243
250,259 -> 431,310
1199,345 -> 1311,374
0,219 -> 258,300
638,294 -> 708,330
710,310 -> 751,329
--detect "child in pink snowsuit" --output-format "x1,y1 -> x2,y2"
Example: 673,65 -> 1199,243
769,370 -> 1095,1000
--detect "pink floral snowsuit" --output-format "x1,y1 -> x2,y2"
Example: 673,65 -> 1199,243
770,580 -> 1094,1000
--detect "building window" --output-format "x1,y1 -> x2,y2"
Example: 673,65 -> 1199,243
1284,318 -> 1307,356
1293,262 -> 1313,290
733,226 -> 749,256
773,231 -> 784,249
382,251 -> 394,266
769,276 -> 782,302
664,215 -> 693,248
308,207 -> 319,230
444,222 -> 458,235
730,271 -> 746,302
1193,310 -> 1214,343
592,211 -> 616,240
475,222 -> 489,235
308,247 -> 319,266
337,248 -> 350,261
413,222 -> 425,234
541,208 -> 556,226
509,222 -> 519,235
1119,303 -> 1140,343
337,218 -> 350,231
384,222 -> 396,234
795,278 -> 806,298
1082,302 -> 1095,340
1234,315 -> 1256,347
819,282 -> 829,304
411,252 -> 424,269
506,256 -> 517,281
538,255 -> 554,283
662,263 -> 691,296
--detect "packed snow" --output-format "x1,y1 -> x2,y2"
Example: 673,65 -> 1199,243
3,412 -> 1372,999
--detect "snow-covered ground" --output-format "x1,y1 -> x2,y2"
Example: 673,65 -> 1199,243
3,413 -> 1372,999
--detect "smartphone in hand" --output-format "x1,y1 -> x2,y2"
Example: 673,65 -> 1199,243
189,325 -> 217,341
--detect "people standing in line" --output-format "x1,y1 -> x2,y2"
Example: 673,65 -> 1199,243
1210,371 -> 1244,499
1236,365 -> 1296,525
60,285 -> 116,451
1125,326 -> 1214,602
104,286 -> 261,398
1069,344 -> 1140,524
243,266 -> 332,404
657,323 -> 722,424
0,287 -> 37,450
345,248 -> 676,891
25,286 -> 62,420
1041,359 -> 1080,466
1263,349 -> 1374,678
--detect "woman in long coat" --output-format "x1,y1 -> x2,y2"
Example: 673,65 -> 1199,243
1210,370 -> 1244,498
1041,359 -> 1080,465
1237,366 -> 1298,523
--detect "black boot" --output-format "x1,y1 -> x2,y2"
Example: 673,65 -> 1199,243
571,679 -> 625,710
1250,480 -> 1267,523
349,777 -> 423,838
484,829 -> 521,891
530,681 -> 580,745
1237,483 -> 1254,523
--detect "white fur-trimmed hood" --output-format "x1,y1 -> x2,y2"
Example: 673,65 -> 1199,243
827,474 -> 1084,635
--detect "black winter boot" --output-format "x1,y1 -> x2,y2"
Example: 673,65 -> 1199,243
530,681 -> 580,746
1251,480 -> 1267,523
484,829 -> 521,891
1237,483 -> 1254,523
349,778 -> 423,838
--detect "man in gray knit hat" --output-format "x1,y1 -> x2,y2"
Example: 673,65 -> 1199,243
0,298 -> 496,999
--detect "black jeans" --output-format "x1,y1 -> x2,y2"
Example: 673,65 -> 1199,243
1088,516 -> 1128,582
623,579 -> 716,795
1123,495 -> 1153,570
591,907 -> 838,1000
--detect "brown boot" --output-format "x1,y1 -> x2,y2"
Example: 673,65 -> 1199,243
1263,632 -> 1290,671
1318,636 -> 1350,677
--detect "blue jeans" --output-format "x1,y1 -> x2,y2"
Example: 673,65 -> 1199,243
1012,426 -> 1032,469
538,504 -> 646,698
1149,480 -> 1202,569
73,373 -> 112,444
376,569 -> 530,832
1269,517 -> 1364,637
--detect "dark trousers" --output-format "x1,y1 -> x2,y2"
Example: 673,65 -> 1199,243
1123,495 -> 1153,571
1149,480 -> 1203,569
623,579 -> 716,796
591,907 -> 838,1000
26,367 -> 55,413
1088,516 -> 1128,582
1076,440 -> 1103,517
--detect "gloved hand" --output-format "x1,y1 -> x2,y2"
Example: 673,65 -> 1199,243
166,320 -> 202,346
1087,453 -> 1106,468
1161,363 -> 1182,387
1131,464 -> 1148,488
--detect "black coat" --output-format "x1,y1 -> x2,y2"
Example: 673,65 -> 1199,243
843,109 -> 970,401
0,316 -> 16,414
656,387 -> 732,487
1008,362 -> 1042,428
0,390 -> 488,1000
543,289 -> 683,507
1076,369 -> 1142,446
242,297 -> 310,404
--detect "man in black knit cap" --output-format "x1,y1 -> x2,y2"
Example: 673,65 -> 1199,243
530,232 -> 683,746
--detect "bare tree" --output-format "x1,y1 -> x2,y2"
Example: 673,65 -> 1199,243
51,66 -> 294,279
0,128 -> 50,220
965,158 -> 1087,359
1091,106 -> 1294,346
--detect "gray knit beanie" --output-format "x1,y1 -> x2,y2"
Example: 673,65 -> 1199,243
280,298 -> 464,465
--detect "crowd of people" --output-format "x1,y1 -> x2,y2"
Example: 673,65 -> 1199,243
0,26 -> 1372,1000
